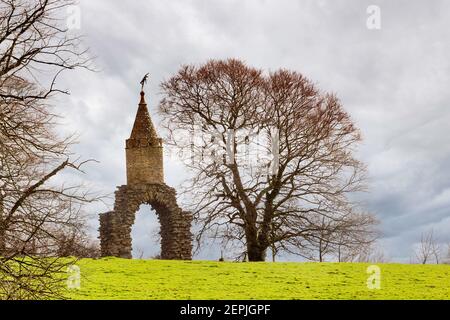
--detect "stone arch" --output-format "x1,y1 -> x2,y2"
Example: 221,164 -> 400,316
99,183 -> 192,260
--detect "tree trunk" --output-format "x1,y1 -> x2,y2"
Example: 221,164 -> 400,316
319,238 -> 323,262
247,240 -> 266,261
245,222 -> 267,261
0,229 -> 5,254
0,194 -> 4,254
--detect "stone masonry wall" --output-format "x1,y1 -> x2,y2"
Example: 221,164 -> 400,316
99,183 -> 192,260
125,143 -> 164,185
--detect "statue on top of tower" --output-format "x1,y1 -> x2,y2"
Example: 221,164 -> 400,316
140,73 -> 149,92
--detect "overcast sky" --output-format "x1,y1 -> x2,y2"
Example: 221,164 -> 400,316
56,0 -> 450,262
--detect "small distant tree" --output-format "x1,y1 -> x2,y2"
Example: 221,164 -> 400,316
339,242 -> 386,263
445,244 -> 450,264
54,230 -> 100,259
134,247 -> 145,259
414,229 -> 441,264
283,212 -> 378,262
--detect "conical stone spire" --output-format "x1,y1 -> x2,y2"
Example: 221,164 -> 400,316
125,90 -> 164,185
128,91 -> 160,147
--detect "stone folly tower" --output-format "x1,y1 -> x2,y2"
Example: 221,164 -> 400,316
98,88 -> 192,260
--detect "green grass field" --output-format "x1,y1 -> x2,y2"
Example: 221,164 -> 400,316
66,258 -> 450,300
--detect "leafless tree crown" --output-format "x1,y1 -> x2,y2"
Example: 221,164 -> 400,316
159,59 -> 378,261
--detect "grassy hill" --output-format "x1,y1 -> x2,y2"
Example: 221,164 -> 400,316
67,258 -> 450,300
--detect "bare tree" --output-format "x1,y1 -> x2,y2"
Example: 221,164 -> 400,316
444,243 -> 450,264
414,229 -> 441,264
54,229 -> 100,259
0,0 -> 95,299
159,59 -> 377,261
297,212 -> 379,262
134,247 -> 145,260
337,241 -> 386,263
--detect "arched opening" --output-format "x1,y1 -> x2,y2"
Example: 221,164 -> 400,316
131,204 -> 161,259
99,184 -> 192,260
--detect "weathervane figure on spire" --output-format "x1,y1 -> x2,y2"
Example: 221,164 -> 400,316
140,73 -> 149,92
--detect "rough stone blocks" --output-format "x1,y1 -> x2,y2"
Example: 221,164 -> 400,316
99,183 -> 192,260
